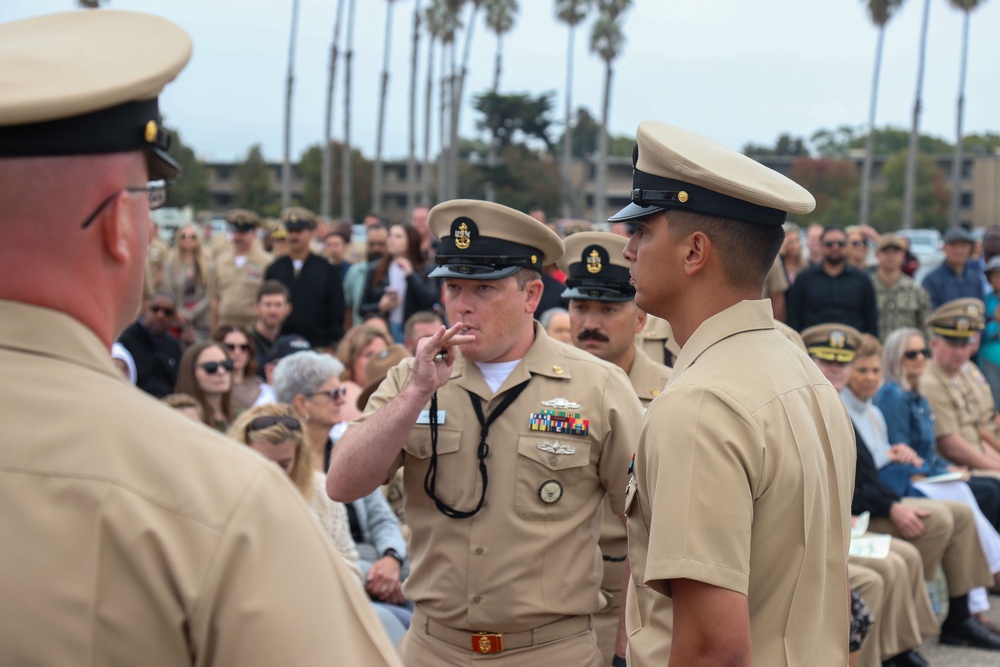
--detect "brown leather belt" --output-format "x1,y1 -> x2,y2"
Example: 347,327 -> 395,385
414,608 -> 593,654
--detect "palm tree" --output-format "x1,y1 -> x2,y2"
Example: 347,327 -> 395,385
448,0 -> 485,200
589,0 -> 631,224
423,1 -> 448,205
948,0 -> 988,226
902,0 -> 932,230
555,0 -> 592,218
407,1 -> 423,212
341,0 -> 358,222
282,0 -> 302,210
484,0 -> 519,201
372,0 -> 399,217
77,0 -> 106,6
858,0 -> 905,229
321,0 -> 348,220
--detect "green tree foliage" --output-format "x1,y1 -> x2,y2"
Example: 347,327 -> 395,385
473,91 -> 556,151
743,134 -> 810,157
299,143 -> 373,222
164,129 -> 211,211
554,107 -> 632,157
459,143 -> 560,215
849,126 -> 952,155
787,157 -> 859,227
811,125 -> 863,158
871,151 -> 950,231
236,145 -> 279,217
962,132 -> 1000,154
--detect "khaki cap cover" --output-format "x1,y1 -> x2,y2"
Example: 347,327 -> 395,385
801,323 -> 863,363
926,298 -> 985,339
609,120 -> 815,225
428,199 -> 564,279
0,11 -> 190,126
557,231 -> 634,302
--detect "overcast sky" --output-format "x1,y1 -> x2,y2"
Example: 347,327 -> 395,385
6,0 -> 999,163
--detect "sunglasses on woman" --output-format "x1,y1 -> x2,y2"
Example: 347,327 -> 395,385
199,359 -> 234,374
903,349 -> 931,360
247,415 -> 301,433
310,387 -> 348,402
225,343 -> 251,353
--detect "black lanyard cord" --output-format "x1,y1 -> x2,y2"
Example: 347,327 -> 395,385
423,379 -> 530,519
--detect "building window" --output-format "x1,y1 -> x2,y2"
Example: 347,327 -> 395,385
961,160 -> 974,180
960,192 -> 973,210
215,166 -> 230,180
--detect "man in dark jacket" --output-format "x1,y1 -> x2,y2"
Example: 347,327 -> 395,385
117,293 -> 182,398
264,207 -> 345,349
787,226 -> 878,336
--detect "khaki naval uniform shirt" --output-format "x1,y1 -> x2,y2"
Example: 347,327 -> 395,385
594,347 -> 672,660
921,362 -> 984,450
636,315 -> 680,367
0,301 -> 400,667
625,300 -> 856,666
208,243 -> 272,329
356,323 -> 642,633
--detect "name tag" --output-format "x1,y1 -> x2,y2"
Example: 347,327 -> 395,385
416,410 -> 446,425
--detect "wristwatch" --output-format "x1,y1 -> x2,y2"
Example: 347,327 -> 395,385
382,548 -> 403,564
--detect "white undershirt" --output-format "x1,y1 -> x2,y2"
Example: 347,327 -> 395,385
475,360 -> 521,394
292,258 -> 305,274
234,255 -> 248,268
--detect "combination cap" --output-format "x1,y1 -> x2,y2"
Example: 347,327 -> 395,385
557,232 -> 634,302
429,200 -> 564,280
801,323 -> 863,363
926,298 -> 985,339
609,120 -> 816,227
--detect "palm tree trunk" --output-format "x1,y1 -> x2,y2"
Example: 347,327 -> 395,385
282,0 -> 301,210
903,0 -> 932,230
373,1 -> 396,217
561,25 -> 576,220
436,45 -> 449,203
341,0 -> 357,222
321,0 -> 347,220
949,9 -> 971,227
485,33 -> 503,202
422,34 -> 436,205
859,25 -> 886,229
448,3 -> 481,200
595,58 -> 612,224
407,1 -> 422,213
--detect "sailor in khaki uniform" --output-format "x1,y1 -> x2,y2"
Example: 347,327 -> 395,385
636,314 -> 679,367
208,208 -> 273,330
328,200 -> 643,667
0,11 -> 400,667
617,121 -> 856,666
558,231 -> 671,665
921,299 -> 1000,474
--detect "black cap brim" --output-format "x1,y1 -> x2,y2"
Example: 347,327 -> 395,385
561,286 -> 634,302
607,201 -> 667,223
148,147 -> 182,181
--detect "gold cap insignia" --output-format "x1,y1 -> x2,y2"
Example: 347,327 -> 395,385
455,222 -> 471,250
677,191 -> 689,203
966,304 -> 981,317
586,248 -> 602,274
144,120 -> 158,143
957,317 -> 970,332
829,330 -> 846,349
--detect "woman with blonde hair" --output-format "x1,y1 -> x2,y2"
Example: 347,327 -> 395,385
161,223 -> 212,342
336,325 -> 391,421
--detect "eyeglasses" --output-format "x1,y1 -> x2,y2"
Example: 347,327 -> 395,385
903,349 -> 931,360
247,415 -> 301,433
80,181 -> 167,229
179,234 -> 197,240
199,359 -> 234,374
149,304 -> 175,316
310,387 -> 347,402
225,343 -> 251,353
823,240 -> 847,248
849,240 -> 867,247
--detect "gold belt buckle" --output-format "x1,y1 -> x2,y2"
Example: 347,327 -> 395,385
472,632 -> 504,654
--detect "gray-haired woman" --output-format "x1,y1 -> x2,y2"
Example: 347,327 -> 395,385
273,350 -> 348,472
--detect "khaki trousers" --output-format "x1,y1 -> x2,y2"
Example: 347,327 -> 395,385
400,610 -> 604,667
867,498 -> 993,596
850,538 -> 938,667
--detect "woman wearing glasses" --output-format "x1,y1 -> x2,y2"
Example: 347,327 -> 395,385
273,350 -> 412,626
161,223 -> 212,343
175,341 -> 234,432
212,324 -> 262,412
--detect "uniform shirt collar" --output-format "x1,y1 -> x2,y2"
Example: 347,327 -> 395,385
670,300 -> 775,377
0,300 -> 121,381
